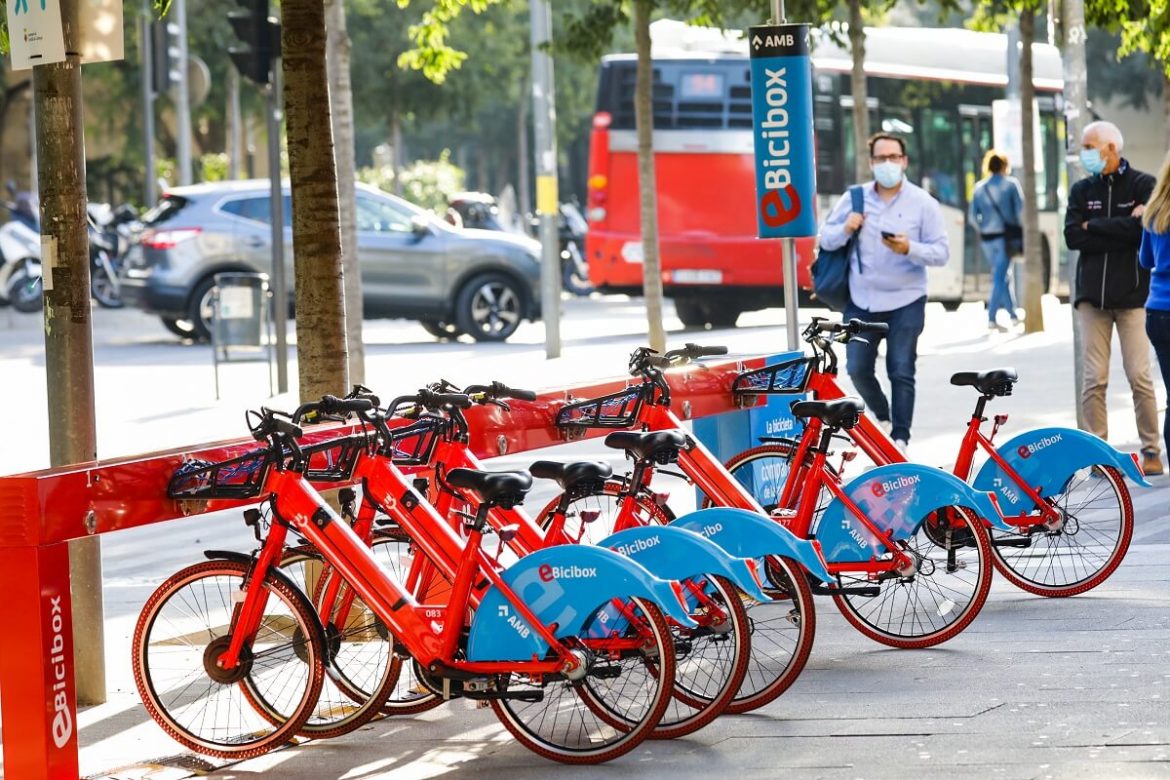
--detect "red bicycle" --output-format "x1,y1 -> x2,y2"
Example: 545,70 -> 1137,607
288,384 -> 754,740
134,396 -> 687,764
541,344 -> 1000,650
722,318 -> 1141,598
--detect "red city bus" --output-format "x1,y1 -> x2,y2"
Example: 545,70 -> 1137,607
585,22 -> 1069,327
585,45 -> 816,329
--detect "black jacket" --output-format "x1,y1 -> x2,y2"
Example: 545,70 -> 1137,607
1064,159 -> 1155,309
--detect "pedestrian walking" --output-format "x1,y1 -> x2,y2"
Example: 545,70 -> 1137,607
1064,120 -> 1163,476
819,132 -> 949,451
1138,148 -> 1170,472
969,150 -> 1024,331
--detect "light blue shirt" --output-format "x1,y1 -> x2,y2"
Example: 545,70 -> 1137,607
819,179 -> 950,312
969,173 -> 1023,235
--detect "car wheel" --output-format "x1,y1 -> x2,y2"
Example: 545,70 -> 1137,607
161,316 -> 198,340
674,298 -> 707,329
453,272 -> 525,342
941,299 -> 962,312
702,301 -> 741,329
186,277 -> 216,342
419,320 -> 464,340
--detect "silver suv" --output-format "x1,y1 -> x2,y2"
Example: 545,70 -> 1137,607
120,180 -> 543,342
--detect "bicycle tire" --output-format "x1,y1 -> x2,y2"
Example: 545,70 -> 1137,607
132,560 -> 324,758
724,554 -> 817,714
491,597 -> 675,764
989,464 -> 1133,597
278,546 -> 402,737
543,478 -> 816,715
832,506 -> 993,648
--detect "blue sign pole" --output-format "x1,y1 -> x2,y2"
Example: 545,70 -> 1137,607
749,24 -> 817,238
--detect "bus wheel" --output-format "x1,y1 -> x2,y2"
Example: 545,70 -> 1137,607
675,298 -> 707,329
702,301 -> 741,328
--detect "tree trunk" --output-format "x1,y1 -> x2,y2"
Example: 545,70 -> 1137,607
326,0 -> 365,385
518,74 -> 531,217
283,0 -> 349,401
35,0 -> 106,705
634,0 -> 666,353
1019,10 -> 1045,332
1163,70 -> 1170,153
848,0 -> 870,183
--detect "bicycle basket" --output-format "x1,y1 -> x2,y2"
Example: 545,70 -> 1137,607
167,450 -> 270,499
302,435 -> 366,483
732,357 -> 814,396
556,386 -> 646,429
384,418 -> 442,467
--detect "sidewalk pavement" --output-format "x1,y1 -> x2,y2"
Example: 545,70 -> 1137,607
1,296 -> 1168,779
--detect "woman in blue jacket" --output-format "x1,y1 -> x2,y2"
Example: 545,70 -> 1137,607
1139,150 -> 1170,465
969,150 -> 1024,331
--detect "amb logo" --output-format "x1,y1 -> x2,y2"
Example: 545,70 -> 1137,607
1017,434 -> 1062,459
538,564 -> 598,582
870,474 -> 920,498
757,67 -> 802,229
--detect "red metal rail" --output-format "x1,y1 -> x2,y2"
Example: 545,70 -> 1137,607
0,357 -> 762,778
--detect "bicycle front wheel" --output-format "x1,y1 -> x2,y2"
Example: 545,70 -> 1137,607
132,560 -> 324,758
832,506 -> 993,649
990,464 -> 1134,597
491,597 -> 675,764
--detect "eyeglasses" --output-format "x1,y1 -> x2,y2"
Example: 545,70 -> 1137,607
871,154 -> 905,164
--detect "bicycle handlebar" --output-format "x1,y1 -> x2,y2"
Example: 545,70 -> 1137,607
464,381 -> 538,402
665,343 -> 729,361
387,389 -> 473,416
247,408 -> 304,442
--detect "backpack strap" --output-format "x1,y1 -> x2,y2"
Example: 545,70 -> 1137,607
848,185 -> 864,273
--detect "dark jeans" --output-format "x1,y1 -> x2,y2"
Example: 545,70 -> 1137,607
844,296 -> 927,442
1147,308 -> 1170,456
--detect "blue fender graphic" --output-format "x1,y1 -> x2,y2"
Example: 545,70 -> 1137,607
466,545 -> 695,662
669,507 -> 833,585
597,525 -> 772,603
817,463 -> 1003,563
973,427 -> 1150,515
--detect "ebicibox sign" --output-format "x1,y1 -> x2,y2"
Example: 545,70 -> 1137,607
748,23 -> 817,239
7,0 -> 67,70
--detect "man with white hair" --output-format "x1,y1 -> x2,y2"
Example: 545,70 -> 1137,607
1064,120 -> 1163,475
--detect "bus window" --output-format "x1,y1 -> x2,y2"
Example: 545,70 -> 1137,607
920,109 -> 962,208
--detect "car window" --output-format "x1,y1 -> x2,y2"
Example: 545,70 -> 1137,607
141,195 -> 190,226
356,195 -> 415,233
220,194 -> 293,227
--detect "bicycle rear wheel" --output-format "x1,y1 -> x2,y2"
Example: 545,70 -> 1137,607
536,480 -> 674,545
279,547 -> 402,737
132,560 -> 324,758
832,506 -> 993,649
990,464 -> 1133,597
491,597 -> 675,764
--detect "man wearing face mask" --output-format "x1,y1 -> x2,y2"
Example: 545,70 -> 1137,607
819,132 -> 949,452
1064,120 -> 1163,476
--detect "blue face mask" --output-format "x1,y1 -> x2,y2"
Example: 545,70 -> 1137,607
1080,148 -> 1106,175
873,161 -> 904,189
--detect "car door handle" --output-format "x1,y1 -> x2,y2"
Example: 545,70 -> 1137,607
244,236 -> 266,248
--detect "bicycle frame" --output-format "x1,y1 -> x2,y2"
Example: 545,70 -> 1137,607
217,445 -> 603,681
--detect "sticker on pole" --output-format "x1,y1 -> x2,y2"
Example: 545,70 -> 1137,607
748,23 -> 817,239
7,0 -> 67,70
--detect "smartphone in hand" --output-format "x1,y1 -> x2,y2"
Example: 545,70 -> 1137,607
880,231 -> 896,240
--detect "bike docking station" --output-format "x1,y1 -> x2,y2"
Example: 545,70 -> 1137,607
210,271 -> 275,400
0,354 -> 769,778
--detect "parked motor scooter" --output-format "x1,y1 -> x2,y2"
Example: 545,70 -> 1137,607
87,202 -> 140,308
0,193 -> 42,313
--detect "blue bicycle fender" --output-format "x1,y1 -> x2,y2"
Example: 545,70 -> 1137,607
668,507 -> 834,585
818,463 -> 1003,562
973,427 -> 1150,515
598,525 -> 773,603
466,545 -> 696,662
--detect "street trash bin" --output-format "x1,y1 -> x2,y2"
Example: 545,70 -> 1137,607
211,271 -> 274,399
